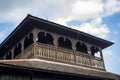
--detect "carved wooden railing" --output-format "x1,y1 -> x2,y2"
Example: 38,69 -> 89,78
16,43 -> 34,59
57,48 -> 74,63
19,42 -> 104,70
35,42 -> 75,63
75,51 -> 104,69
76,52 -> 91,66
91,57 -> 104,69
35,42 -> 104,70
35,43 -> 56,59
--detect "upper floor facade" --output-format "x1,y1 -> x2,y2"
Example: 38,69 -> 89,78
0,14 -> 113,71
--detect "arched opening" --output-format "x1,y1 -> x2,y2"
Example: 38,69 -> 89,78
14,43 -> 21,58
58,37 -> 64,47
58,37 -> 72,49
46,33 -> 53,45
24,33 -> 34,49
91,47 -> 101,58
76,42 -> 88,53
38,32 -> 46,43
65,38 -> 72,49
95,48 -> 101,58
24,37 -> 29,49
6,51 -> 12,59
37,32 -> 53,45
29,33 -> 34,44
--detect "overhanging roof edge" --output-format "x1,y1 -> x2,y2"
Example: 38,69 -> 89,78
0,14 -> 114,50
0,14 -> 31,47
28,14 -> 114,48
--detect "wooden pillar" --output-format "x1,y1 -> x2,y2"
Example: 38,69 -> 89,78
87,44 -> 91,55
53,34 -> 58,47
3,54 -> 6,60
53,34 -> 59,59
11,48 -> 14,59
21,39 -> 24,53
33,28 -> 38,56
86,44 -> 92,66
99,48 -> 106,70
71,39 -> 76,64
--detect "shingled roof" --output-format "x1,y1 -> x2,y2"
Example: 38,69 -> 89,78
0,59 -> 119,80
0,14 -> 113,57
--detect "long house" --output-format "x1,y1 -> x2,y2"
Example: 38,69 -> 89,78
0,14 -> 120,80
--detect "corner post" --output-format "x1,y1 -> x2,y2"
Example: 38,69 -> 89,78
100,48 -> 106,70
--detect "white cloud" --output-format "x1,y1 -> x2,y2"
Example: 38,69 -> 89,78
70,0 -> 103,21
52,0 -> 104,23
51,0 -> 120,39
103,50 -> 112,56
70,17 -> 109,38
53,18 -> 68,26
0,0 -> 119,22
0,0 -> 120,39
50,0 -> 120,39
104,0 -> 120,16
0,0 -> 74,23
0,0 -> 120,22
53,17 -> 110,39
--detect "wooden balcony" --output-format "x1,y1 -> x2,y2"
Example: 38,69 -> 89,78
18,42 -> 105,70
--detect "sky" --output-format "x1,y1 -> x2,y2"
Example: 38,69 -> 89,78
0,0 -> 120,75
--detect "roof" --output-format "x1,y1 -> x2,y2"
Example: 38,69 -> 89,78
0,14 -> 113,56
0,59 -> 119,80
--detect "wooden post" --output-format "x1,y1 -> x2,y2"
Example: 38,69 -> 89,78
53,34 -> 59,60
72,39 -> 76,64
33,28 -> 38,57
11,48 -> 14,59
100,48 -> 106,70
87,44 -> 92,66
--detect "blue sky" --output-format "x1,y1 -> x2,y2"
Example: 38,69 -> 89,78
0,0 -> 120,75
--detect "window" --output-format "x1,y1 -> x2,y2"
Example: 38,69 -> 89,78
91,46 -> 101,58
76,42 -> 88,53
14,43 -> 21,58
58,37 -> 72,49
37,32 -> 53,45
24,33 -> 33,49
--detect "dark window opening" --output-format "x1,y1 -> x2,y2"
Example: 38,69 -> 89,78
46,33 -> 53,45
37,32 -> 53,45
91,47 -> 95,56
6,51 -> 12,59
24,33 -> 34,49
95,48 -> 101,58
14,43 -> 21,58
58,37 -> 72,49
29,33 -> 34,44
91,47 -> 101,57
76,42 -> 88,53
24,37 -> 29,49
